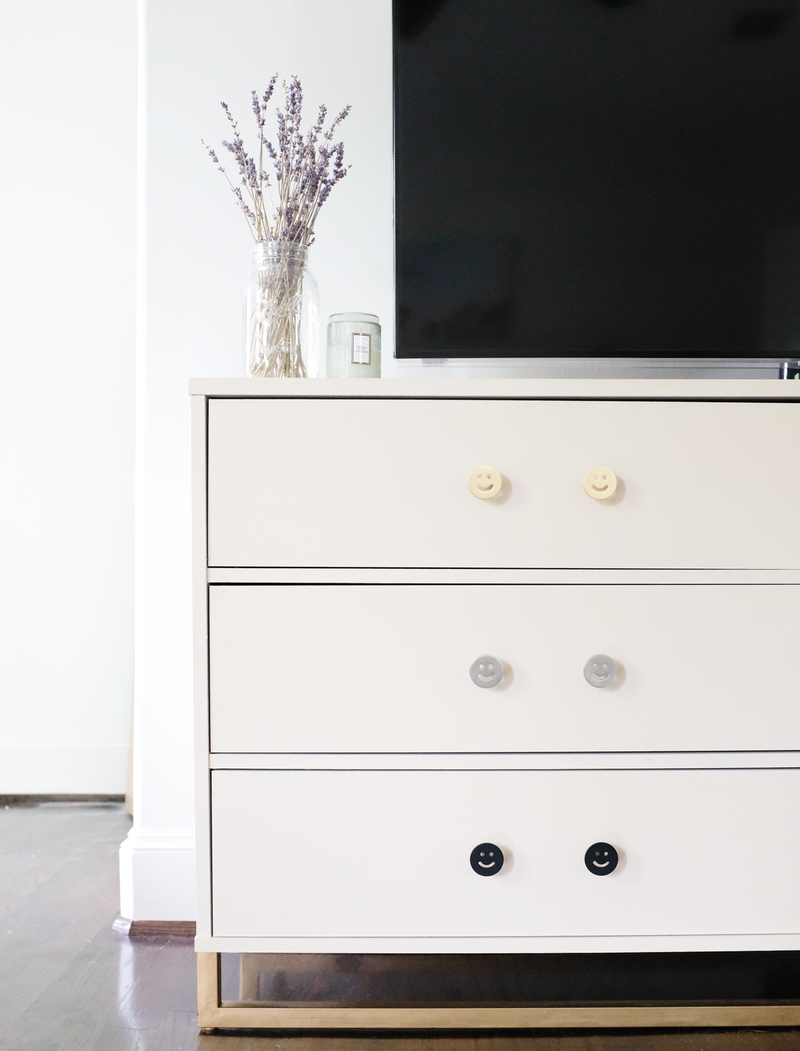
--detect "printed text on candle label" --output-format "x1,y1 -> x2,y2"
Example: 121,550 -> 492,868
351,333 -> 371,365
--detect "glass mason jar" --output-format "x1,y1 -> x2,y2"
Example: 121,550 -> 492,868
243,242 -> 321,378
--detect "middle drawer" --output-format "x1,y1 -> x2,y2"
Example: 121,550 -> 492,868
209,584 -> 799,753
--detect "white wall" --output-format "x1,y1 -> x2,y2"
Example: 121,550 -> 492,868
0,1 -> 137,793
123,0 -> 394,919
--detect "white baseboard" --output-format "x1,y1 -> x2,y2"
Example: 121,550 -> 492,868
0,743 -> 129,794
119,827 -> 196,920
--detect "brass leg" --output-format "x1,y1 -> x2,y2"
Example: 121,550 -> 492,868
197,951 -> 222,1030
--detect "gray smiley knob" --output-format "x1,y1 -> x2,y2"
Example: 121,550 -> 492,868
583,653 -> 617,689
469,655 -> 504,688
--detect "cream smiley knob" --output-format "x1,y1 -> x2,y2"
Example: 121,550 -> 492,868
583,466 -> 617,501
468,466 -> 503,500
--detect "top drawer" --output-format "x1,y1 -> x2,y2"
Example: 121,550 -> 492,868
206,398 -> 799,569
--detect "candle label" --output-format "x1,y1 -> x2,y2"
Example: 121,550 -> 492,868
351,333 -> 371,365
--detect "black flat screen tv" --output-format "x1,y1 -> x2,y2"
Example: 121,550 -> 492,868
393,0 -> 800,367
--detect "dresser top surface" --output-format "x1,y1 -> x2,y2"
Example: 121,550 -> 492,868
189,377 -> 800,400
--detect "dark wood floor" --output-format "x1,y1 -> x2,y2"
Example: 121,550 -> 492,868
3,800 -> 800,1050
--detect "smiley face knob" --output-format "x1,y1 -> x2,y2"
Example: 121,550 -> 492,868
583,467 -> 617,501
469,655 -> 504,689
470,842 -> 504,876
583,654 -> 617,689
584,842 -> 619,875
468,466 -> 503,500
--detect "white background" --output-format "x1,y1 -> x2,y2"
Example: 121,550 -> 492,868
0,1 -> 137,794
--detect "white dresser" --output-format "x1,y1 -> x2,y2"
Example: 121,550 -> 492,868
191,378 -> 800,1030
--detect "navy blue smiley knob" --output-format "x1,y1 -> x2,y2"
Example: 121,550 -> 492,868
470,842 -> 504,876
584,842 -> 619,875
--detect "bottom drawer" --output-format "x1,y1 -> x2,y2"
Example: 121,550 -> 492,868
210,769 -> 800,939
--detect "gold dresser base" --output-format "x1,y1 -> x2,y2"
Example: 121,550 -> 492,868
196,952 -> 800,1031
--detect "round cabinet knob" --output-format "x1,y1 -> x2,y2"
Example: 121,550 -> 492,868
583,466 -> 617,501
469,654 -> 504,689
583,653 -> 617,689
468,466 -> 503,500
470,842 -> 504,876
584,842 -> 619,876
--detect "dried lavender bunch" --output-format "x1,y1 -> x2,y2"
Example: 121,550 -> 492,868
202,75 -> 351,245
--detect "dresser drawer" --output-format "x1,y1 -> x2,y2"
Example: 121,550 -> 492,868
207,398 -> 799,569
209,583 -> 799,753
211,769 -> 800,938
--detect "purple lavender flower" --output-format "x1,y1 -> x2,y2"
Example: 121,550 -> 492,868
262,74 -> 278,109
260,134 -> 278,162
287,76 -> 303,125
204,78 -> 351,244
246,156 -> 259,188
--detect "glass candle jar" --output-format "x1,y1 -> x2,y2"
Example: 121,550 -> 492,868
326,313 -> 381,378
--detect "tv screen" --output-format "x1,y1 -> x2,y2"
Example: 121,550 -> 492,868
394,0 -> 800,362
